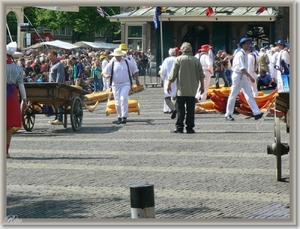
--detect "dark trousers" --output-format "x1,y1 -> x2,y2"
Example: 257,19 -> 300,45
55,106 -> 63,122
175,96 -> 196,131
215,71 -> 229,87
257,80 -> 277,91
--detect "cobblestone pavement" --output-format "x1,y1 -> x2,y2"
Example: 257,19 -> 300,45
6,76 -> 291,223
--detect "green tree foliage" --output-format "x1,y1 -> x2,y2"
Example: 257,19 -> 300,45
23,6 -> 120,42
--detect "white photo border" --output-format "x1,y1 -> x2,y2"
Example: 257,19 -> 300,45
1,0 -> 298,228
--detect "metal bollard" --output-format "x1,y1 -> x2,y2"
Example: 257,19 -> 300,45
130,184 -> 155,218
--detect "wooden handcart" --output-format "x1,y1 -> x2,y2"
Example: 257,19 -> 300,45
267,92 -> 290,181
23,83 -> 89,131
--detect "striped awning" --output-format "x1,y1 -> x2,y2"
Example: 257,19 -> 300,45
109,6 -> 278,22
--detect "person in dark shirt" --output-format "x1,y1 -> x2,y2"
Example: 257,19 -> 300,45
257,70 -> 277,91
70,56 -> 84,85
24,60 -> 34,76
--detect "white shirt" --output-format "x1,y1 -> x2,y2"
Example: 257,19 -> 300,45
160,56 -> 176,81
125,54 -> 137,67
247,52 -> 257,74
276,49 -> 290,67
101,58 -> 109,70
232,49 -> 248,74
197,52 -> 212,73
160,55 -> 177,97
102,58 -> 139,85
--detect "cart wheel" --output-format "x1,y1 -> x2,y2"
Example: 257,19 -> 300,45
70,96 -> 83,131
22,104 -> 35,131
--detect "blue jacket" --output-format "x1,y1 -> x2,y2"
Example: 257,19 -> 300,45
71,61 -> 84,79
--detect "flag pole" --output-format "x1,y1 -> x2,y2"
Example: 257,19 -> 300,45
159,14 -> 163,66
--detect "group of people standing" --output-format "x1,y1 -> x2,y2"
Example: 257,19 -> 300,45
159,37 -> 290,132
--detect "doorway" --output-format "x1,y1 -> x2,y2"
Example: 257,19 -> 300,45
181,24 -> 209,54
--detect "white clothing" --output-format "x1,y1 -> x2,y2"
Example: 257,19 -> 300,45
225,49 -> 260,117
112,83 -> 131,118
102,58 -> 110,91
247,53 -> 258,97
163,100 -> 171,113
103,58 -> 139,118
275,49 -> 290,92
160,56 -> 177,98
125,55 -> 138,67
208,49 -> 214,75
195,52 -> 212,101
270,51 -> 279,80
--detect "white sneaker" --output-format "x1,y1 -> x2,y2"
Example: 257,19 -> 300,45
48,119 -> 56,124
51,119 -> 63,125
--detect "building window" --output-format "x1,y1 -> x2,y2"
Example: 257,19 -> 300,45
128,26 -> 142,37
61,27 -> 66,36
127,24 -> 143,50
67,28 -> 72,36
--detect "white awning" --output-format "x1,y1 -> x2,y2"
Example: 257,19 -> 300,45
35,6 -> 79,12
43,40 -> 79,49
23,40 -> 79,50
73,41 -> 119,49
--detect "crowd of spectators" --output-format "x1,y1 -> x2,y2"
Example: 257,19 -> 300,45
15,47 -> 153,93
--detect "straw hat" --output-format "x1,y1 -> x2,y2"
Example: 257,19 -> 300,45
100,55 -> 106,60
109,48 -> 126,56
6,42 -> 17,56
119,43 -> 128,50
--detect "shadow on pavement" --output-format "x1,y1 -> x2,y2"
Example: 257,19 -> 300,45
6,195 -> 123,219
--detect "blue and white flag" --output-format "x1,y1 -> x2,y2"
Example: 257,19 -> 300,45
153,7 -> 162,29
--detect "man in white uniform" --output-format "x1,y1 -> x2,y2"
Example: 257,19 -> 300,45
269,47 -> 279,81
225,37 -> 263,121
195,44 -> 213,101
247,46 -> 258,97
101,50 -> 110,91
102,48 -> 140,124
160,48 -> 177,118
275,40 -> 290,92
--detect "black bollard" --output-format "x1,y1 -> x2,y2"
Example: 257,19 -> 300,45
130,184 -> 155,218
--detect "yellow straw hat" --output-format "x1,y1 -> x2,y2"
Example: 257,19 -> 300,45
100,55 -> 106,60
109,48 -> 126,56
119,43 -> 128,50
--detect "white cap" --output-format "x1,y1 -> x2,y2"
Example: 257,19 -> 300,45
6,42 -> 17,55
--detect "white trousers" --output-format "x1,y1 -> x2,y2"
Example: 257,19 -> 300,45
163,100 -> 171,112
103,77 -> 110,91
276,71 -> 284,92
225,72 -> 260,117
195,71 -> 211,101
248,71 -> 258,97
163,79 -> 176,112
112,82 -> 131,118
